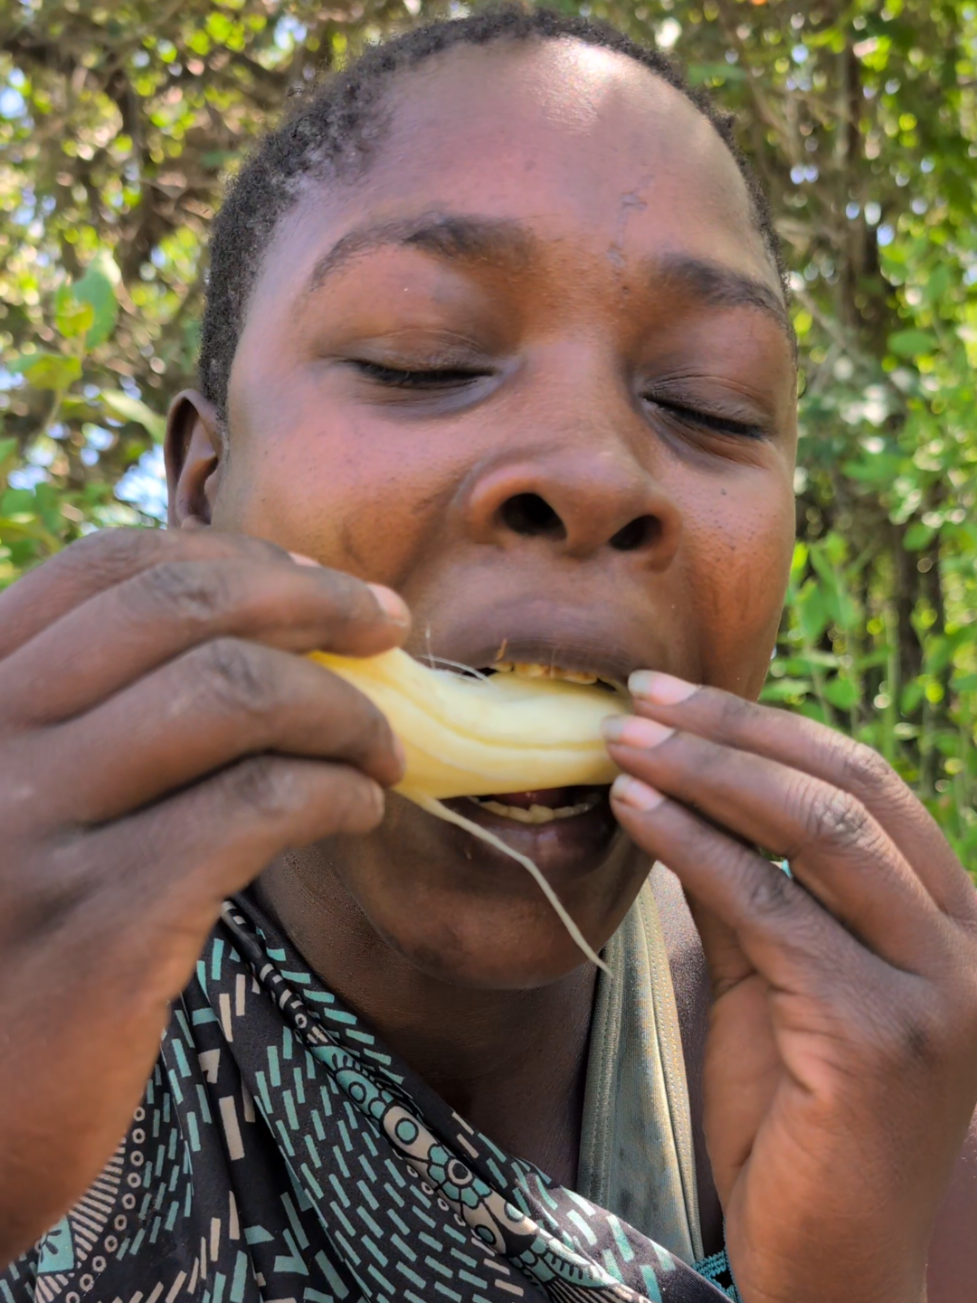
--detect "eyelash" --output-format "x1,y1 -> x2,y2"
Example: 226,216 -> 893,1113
353,362 -> 765,439
644,397 -> 766,441
352,360 -> 489,389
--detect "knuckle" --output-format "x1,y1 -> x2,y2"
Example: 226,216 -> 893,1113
836,737 -> 892,797
25,530 -> 158,604
714,690 -> 755,738
138,560 -> 231,624
0,834 -> 97,948
221,755 -> 292,819
200,531 -> 290,568
200,638 -> 278,717
321,770 -> 376,831
800,783 -> 872,850
844,972 -> 951,1078
74,526 -> 162,570
740,859 -> 796,923
304,568 -> 363,628
874,999 -> 941,1073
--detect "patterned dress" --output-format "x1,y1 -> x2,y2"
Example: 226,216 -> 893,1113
1,894 -> 736,1303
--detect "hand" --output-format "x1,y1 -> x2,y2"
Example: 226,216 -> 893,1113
0,528 -> 408,1266
603,678 -> 977,1303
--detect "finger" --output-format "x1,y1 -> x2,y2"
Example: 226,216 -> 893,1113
684,892 -> 755,999
608,774 -> 892,995
0,555 -> 408,727
628,673 -> 973,920
0,528 -> 298,660
604,718 -> 943,973
82,754 -> 386,939
39,640 -> 404,823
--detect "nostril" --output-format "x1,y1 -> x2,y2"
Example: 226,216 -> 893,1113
610,515 -> 661,552
499,493 -> 567,540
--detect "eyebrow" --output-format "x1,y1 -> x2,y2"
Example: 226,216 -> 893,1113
304,209 -> 793,343
652,253 -> 792,338
304,211 -> 536,294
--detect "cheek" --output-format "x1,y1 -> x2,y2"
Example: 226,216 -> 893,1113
212,408 -> 455,586
683,480 -> 795,697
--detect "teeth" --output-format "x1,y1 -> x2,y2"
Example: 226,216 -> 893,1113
465,791 -> 604,824
491,661 -> 599,686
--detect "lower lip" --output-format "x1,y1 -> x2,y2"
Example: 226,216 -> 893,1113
441,788 -> 621,884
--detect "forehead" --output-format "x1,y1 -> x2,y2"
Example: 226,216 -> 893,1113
255,37 -> 778,314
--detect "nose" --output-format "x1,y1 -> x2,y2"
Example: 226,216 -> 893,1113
464,446 -> 682,568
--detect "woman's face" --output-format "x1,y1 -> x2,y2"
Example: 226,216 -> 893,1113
170,39 -> 798,989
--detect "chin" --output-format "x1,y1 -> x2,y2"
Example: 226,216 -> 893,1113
343,797 -> 650,990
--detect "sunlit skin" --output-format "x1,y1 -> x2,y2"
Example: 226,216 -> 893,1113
170,39 -> 795,1192
1,35 -> 976,1303
174,39 -> 977,1295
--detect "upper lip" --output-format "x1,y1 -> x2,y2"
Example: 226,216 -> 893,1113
406,632 -> 653,691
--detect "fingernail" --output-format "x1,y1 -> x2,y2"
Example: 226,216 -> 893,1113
289,550 -> 320,567
610,774 -> 665,812
391,734 -> 407,775
601,716 -> 674,748
368,582 -> 410,627
629,671 -> 699,704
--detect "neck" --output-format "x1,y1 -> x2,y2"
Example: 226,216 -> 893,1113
256,850 -> 598,1189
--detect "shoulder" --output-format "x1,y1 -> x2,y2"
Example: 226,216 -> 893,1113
649,864 -> 724,1256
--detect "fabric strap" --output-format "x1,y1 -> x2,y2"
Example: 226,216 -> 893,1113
578,879 -> 703,1265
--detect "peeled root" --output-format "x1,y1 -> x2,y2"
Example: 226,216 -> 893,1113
405,789 -> 609,974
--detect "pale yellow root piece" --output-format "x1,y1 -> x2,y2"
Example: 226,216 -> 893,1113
310,647 -> 631,969
311,648 -> 629,798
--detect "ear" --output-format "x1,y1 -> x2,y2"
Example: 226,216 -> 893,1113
166,390 -> 223,529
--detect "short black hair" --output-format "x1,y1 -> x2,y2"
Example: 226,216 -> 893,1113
200,3 -> 787,423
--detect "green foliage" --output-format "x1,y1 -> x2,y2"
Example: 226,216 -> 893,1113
1,0 -> 975,864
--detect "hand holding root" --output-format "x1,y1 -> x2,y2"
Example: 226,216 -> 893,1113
603,676 -> 977,1303
0,528 -> 408,1266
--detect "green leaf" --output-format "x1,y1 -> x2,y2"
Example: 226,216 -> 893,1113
842,453 -> 906,484
101,390 -> 166,442
822,676 -> 860,710
923,264 -> 952,305
781,650 -> 841,672
901,681 -> 925,715
888,329 -> 937,358
73,251 -> 120,348
796,580 -> 829,645
9,352 -> 82,391
0,513 -> 61,552
760,678 -> 814,702
789,541 -> 809,580
903,521 -> 937,550
686,62 -> 747,85
924,636 -> 951,675
808,545 -> 838,585
54,288 -> 95,340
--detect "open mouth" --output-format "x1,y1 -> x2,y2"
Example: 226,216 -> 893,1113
488,658 -> 624,693
454,659 -> 619,823
465,787 -> 606,823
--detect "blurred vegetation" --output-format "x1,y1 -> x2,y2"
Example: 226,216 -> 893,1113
1,0 -> 975,863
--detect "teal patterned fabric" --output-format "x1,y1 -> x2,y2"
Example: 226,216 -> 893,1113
2,893 -> 735,1303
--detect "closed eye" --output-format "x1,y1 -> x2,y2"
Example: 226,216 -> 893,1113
644,395 -> 766,440
351,360 -> 491,389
